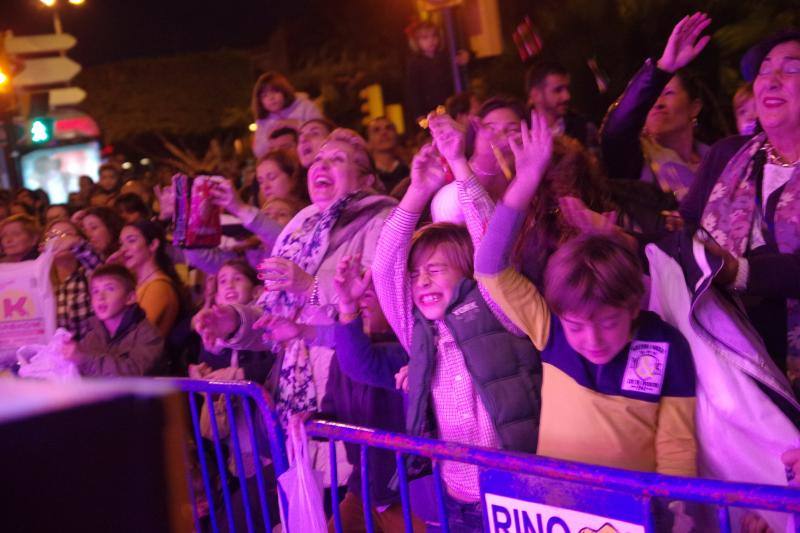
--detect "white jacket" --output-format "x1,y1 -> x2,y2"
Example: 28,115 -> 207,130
647,237 -> 799,532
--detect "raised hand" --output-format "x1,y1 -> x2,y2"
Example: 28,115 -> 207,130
401,143 -> 448,213
154,178 -> 176,221
428,112 -> 466,164
395,365 -> 409,392
657,13 -> 712,73
255,315 -> 303,343
195,305 -> 238,348
209,177 -> 246,216
258,256 -> 314,295
410,143 -> 447,195
333,254 -> 372,314
504,110 -> 553,210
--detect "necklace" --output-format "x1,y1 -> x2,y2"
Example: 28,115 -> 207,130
469,158 -> 500,176
138,267 -> 160,285
764,141 -> 800,168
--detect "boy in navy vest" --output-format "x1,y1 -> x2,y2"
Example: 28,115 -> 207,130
373,125 -> 541,530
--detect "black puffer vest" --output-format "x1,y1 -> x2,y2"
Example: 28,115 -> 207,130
407,278 -> 542,453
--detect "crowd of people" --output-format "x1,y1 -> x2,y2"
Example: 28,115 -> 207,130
3,12 -> 800,533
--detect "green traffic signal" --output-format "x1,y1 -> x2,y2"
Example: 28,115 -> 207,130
30,117 -> 54,144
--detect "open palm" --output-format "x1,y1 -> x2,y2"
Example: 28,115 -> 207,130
333,255 -> 372,308
658,12 -> 712,73
410,144 -> 447,196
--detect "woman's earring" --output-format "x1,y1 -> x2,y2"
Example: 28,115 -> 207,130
692,117 -> 699,127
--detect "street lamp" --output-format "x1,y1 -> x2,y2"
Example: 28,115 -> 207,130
38,0 -> 85,35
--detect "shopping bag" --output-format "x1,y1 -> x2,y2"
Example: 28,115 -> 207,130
0,245 -> 56,368
277,418 -> 327,533
17,328 -> 79,381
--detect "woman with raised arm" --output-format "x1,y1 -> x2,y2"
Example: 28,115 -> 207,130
601,13 -> 712,202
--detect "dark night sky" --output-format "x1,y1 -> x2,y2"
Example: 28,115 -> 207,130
1,0 -> 286,66
1,0 -> 417,67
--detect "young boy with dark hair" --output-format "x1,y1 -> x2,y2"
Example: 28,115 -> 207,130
475,112 -> 697,477
65,264 -> 164,376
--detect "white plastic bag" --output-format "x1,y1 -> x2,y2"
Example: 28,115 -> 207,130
277,418 -> 327,533
17,328 -> 79,381
0,245 -> 56,368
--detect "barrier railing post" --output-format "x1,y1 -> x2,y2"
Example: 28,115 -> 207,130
642,496 -> 655,533
395,452 -> 413,533
717,506 -> 732,533
329,439 -> 343,533
432,460 -> 449,533
242,399 -> 271,530
224,395 -> 255,533
188,391 -> 220,533
360,444 -> 375,533
205,392 -> 236,533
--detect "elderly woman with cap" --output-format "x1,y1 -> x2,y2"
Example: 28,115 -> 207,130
681,29 -> 800,379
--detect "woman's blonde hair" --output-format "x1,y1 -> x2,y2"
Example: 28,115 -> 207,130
409,223 -> 473,279
0,214 -> 39,238
322,128 -> 374,176
543,232 -> 643,318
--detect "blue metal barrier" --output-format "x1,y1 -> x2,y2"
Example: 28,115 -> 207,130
171,379 -> 800,533
306,420 -> 800,533
170,379 -> 289,533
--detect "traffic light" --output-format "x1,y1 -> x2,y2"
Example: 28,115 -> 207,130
359,84 -> 384,125
29,117 -> 54,144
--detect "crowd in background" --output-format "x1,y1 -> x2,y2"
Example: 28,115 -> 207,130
3,12 -> 800,533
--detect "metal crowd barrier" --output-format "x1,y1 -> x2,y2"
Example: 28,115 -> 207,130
172,378 -> 800,533
171,379 -> 289,533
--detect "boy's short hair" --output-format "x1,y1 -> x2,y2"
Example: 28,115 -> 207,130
543,233 -> 644,318
113,192 -> 149,216
525,61 -> 569,93
269,126 -> 298,142
409,223 -> 473,278
90,264 -> 137,294
410,20 -> 439,38
446,91 -> 475,119
98,163 -> 118,175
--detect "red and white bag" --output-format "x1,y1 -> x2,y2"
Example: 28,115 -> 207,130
173,174 -> 222,248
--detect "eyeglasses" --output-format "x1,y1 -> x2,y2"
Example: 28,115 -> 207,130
43,228 -> 77,242
758,58 -> 800,77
